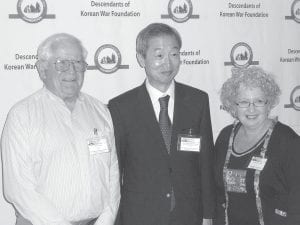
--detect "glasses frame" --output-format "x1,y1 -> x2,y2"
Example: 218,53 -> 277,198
54,59 -> 88,72
235,99 -> 268,108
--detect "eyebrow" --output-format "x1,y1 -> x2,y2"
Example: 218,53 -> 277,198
153,47 -> 180,51
237,98 -> 266,101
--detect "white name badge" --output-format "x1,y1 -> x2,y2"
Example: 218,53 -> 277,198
247,156 -> 267,171
178,136 -> 201,152
88,137 -> 110,155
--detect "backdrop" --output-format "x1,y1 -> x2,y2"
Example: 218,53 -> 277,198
1,0 -> 300,224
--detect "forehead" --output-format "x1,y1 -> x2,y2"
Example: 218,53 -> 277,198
51,41 -> 83,60
147,34 -> 180,50
237,85 -> 265,99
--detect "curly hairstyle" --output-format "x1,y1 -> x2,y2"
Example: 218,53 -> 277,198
220,66 -> 281,118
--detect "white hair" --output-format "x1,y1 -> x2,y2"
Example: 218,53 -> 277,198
37,33 -> 87,61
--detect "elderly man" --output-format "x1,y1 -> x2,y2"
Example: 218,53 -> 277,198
1,33 -> 120,225
109,23 -> 215,225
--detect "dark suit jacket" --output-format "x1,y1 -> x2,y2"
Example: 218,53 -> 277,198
108,82 -> 215,225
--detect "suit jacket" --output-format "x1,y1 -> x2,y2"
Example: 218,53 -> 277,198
108,82 -> 215,225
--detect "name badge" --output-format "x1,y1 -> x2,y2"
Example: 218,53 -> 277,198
247,156 -> 267,171
275,209 -> 287,217
177,135 -> 201,152
87,128 -> 110,155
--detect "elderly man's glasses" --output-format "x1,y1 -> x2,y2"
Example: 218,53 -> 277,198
54,59 -> 88,72
235,99 -> 268,108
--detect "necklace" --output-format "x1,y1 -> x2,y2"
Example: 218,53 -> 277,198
234,121 -> 271,154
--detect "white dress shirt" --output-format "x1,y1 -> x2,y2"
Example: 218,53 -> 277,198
145,80 -> 175,123
1,87 -> 120,225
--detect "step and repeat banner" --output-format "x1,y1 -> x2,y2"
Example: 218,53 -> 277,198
1,0 -> 300,223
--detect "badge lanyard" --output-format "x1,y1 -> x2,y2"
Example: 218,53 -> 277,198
223,118 -> 277,225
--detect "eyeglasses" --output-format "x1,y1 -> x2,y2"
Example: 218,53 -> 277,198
235,99 -> 268,108
54,59 -> 88,72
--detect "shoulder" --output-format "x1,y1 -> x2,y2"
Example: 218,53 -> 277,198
109,85 -> 141,107
8,89 -> 43,119
214,124 -> 234,158
268,121 -> 299,156
81,92 -> 106,106
4,90 -> 44,131
80,93 -> 115,130
272,121 -> 299,140
81,92 -> 110,116
216,124 -> 234,144
175,82 -> 210,112
176,82 -> 209,99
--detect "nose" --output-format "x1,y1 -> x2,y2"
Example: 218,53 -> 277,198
63,62 -> 77,81
162,56 -> 171,69
248,103 -> 256,112
68,62 -> 76,73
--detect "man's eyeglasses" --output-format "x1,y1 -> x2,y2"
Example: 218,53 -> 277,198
54,59 -> 88,72
235,99 -> 268,108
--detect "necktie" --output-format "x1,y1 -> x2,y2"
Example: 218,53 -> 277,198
158,95 -> 175,211
158,95 -> 172,154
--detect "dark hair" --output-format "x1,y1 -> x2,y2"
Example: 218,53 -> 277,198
136,23 -> 182,57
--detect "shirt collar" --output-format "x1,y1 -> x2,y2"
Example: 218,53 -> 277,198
145,79 -> 175,105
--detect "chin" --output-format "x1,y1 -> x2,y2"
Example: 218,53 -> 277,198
63,90 -> 79,98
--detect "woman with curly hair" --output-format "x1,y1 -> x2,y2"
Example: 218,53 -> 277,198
214,66 -> 300,225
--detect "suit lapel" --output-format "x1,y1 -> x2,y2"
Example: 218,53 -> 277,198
171,82 -> 190,153
136,83 -> 170,159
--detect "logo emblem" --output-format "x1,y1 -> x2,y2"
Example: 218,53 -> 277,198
9,0 -> 55,23
224,42 -> 259,68
284,86 -> 300,111
161,0 -> 199,23
88,44 -> 129,74
285,0 -> 300,23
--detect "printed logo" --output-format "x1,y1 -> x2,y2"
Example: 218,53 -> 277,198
161,0 -> 199,23
285,0 -> 300,23
224,42 -> 259,68
9,0 -> 55,23
87,44 -> 129,74
284,86 -> 300,111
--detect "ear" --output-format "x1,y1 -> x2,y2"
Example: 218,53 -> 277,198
136,53 -> 145,68
36,60 -> 47,81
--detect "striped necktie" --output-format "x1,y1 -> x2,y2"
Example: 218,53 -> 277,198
158,95 -> 172,154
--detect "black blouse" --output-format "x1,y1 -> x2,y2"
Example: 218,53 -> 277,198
214,122 -> 300,225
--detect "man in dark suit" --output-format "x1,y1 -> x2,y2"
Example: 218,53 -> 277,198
108,23 -> 215,225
